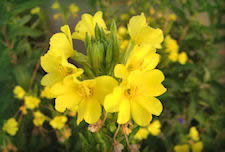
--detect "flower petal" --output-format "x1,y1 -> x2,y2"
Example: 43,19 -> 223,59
117,97 -> 130,124
104,87 -> 122,112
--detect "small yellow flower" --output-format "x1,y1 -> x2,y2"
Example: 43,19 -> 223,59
41,87 -> 54,99
69,3 -> 79,14
164,35 -> 179,53
13,86 -> 26,99
50,116 -> 67,130
128,13 -> 163,48
118,26 -> 127,36
19,106 -> 27,115
149,8 -> 155,15
189,127 -> 200,141
169,51 -> 178,62
192,141 -> 203,152
31,7 -> 40,15
51,1 -> 60,10
24,96 -> 40,110
120,40 -> 129,51
134,128 -> 149,140
33,111 -> 47,127
120,13 -> 129,21
3,118 -> 18,136
104,70 -> 166,126
169,13 -> 177,21
51,76 -> 117,124
148,120 -> 161,136
72,11 -> 108,41
174,144 -> 189,152
178,52 -> 188,64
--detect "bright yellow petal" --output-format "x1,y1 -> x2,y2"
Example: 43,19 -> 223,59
95,76 -> 118,104
61,25 -> 72,46
77,100 -> 86,124
40,52 -> 60,73
114,64 -> 128,79
84,98 -> 102,124
41,73 -> 62,87
131,102 -> 152,126
104,87 -> 122,112
117,97 -> 130,124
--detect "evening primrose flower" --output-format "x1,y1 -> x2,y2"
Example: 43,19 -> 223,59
134,128 -> 149,140
72,11 -> 108,41
33,111 -> 47,127
51,1 -> 60,10
41,87 -> 54,99
148,120 -> 161,136
192,141 -> 203,152
19,105 -> 27,115
104,70 -> 166,126
50,116 -> 67,130
118,26 -> 127,36
51,76 -> 118,124
174,144 -> 189,152
128,13 -> 163,48
13,86 -> 26,99
178,52 -> 188,64
168,51 -> 178,62
115,45 -> 159,79
169,13 -> 177,21
24,96 -> 40,109
31,7 -> 40,15
69,3 -> 79,14
165,35 -> 179,53
189,127 -> 200,141
3,118 -> 18,136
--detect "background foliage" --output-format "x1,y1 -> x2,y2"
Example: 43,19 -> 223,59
0,0 -> 224,151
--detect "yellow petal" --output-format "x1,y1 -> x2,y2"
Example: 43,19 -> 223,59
131,102 -> 152,126
41,73 -> 62,87
77,100 -> 86,124
174,144 -> 190,152
95,76 -> 118,104
192,141 -> 203,152
114,64 -> 128,79
117,97 -> 130,124
137,96 -> 163,116
84,98 -> 102,124
104,87 -> 122,112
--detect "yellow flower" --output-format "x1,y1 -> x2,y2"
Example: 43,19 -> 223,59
178,52 -> 188,64
189,127 -> 200,141
165,35 -> 179,53
19,106 -> 27,115
31,7 -> 40,15
149,8 -> 155,15
128,13 -> 163,48
69,3 -> 79,14
104,70 -> 166,126
192,141 -> 203,152
120,13 -> 129,21
2,118 -> 18,136
120,40 -> 129,51
169,13 -> 177,21
51,1 -> 60,10
134,128 -> 149,140
41,25 -> 83,88
24,96 -> 40,109
13,86 -> 26,99
51,76 -> 117,124
41,87 -> 54,99
50,116 -> 67,130
174,144 -> 189,152
148,120 -> 161,136
169,51 -> 178,62
33,111 -> 47,127
118,26 -> 127,36
72,11 -> 108,41
115,45 -> 159,79
53,13 -> 63,20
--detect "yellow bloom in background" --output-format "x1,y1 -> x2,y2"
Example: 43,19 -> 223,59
33,111 -> 47,127
69,3 -> 79,14
120,40 -> 129,51
178,52 -> 188,64
174,144 -> 189,152
51,76 -> 117,124
24,96 -> 40,109
148,120 -> 161,136
149,8 -> 155,15
192,141 -> 203,152
31,7 -> 40,15
41,87 -> 54,99
19,105 -> 27,115
50,116 -> 67,130
120,13 -> 129,21
128,13 -> 163,48
168,51 -> 178,62
169,13 -> 177,21
104,70 -> 166,126
118,26 -> 127,36
53,13 -> 63,20
115,45 -> 159,79
72,11 -> 108,41
51,1 -> 60,10
165,35 -> 179,53
13,86 -> 26,99
189,127 -> 200,141
2,118 -> 18,136
134,128 -> 149,140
